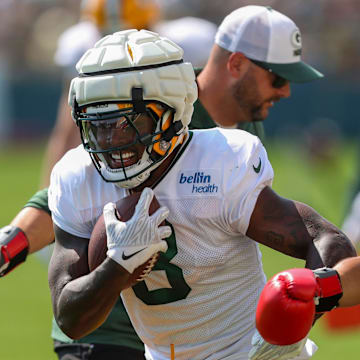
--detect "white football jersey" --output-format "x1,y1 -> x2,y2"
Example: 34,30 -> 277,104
49,128 -> 273,360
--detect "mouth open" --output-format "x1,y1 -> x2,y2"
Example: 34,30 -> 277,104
108,150 -> 139,168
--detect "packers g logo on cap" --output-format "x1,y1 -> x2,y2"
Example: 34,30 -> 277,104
291,29 -> 302,56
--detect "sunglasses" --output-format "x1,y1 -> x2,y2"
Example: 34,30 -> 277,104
249,59 -> 289,89
271,74 -> 289,89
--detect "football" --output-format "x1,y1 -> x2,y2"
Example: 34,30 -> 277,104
88,191 -> 162,286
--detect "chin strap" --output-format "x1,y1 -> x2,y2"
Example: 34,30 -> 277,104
0,226 -> 29,276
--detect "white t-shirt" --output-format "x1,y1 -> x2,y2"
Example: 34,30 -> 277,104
153,17 -> 217,67
49,128 -> 275,359
54,21 -> 101,78
342,191 -> 360,246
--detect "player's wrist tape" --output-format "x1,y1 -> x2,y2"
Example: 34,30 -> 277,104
313,267 -> 343,313
0,226 -> 29,276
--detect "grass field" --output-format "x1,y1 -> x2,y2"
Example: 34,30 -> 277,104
0,140 -> 359,359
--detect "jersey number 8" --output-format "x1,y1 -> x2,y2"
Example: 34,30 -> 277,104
132,221 -> 191,304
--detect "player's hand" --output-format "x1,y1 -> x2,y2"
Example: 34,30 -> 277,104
256,268 -> 342,346
248,329 -> 307,360
104,187 -> 170,274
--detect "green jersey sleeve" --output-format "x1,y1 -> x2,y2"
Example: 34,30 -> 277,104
24,188 -> 51,215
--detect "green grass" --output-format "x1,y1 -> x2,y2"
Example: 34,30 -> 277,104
0,140 -> 359,359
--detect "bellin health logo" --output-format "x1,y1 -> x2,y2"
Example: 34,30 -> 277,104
179,171 -> 218,194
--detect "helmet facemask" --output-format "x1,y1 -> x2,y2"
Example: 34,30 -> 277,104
73,88 -> 183,188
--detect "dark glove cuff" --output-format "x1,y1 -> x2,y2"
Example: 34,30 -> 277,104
314,267 -> 343,313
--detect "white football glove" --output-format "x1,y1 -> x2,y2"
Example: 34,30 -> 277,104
104,188 -> 170,274
248,329 -> 308,360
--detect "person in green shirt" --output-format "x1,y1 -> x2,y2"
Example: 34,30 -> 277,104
0,5 -> 323,360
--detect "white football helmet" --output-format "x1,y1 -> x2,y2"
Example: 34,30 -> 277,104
69,29 -> 198,188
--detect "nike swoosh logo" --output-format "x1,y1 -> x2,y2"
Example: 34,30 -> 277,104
253,158 -> 261,173
122,247 -> 147,261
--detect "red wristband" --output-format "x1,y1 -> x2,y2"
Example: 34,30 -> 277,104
0,226 -> 29,276
314,267 -> 343,312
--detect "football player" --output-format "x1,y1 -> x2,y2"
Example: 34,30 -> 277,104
47,28 -> 355,360
3,6 -> 336,360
